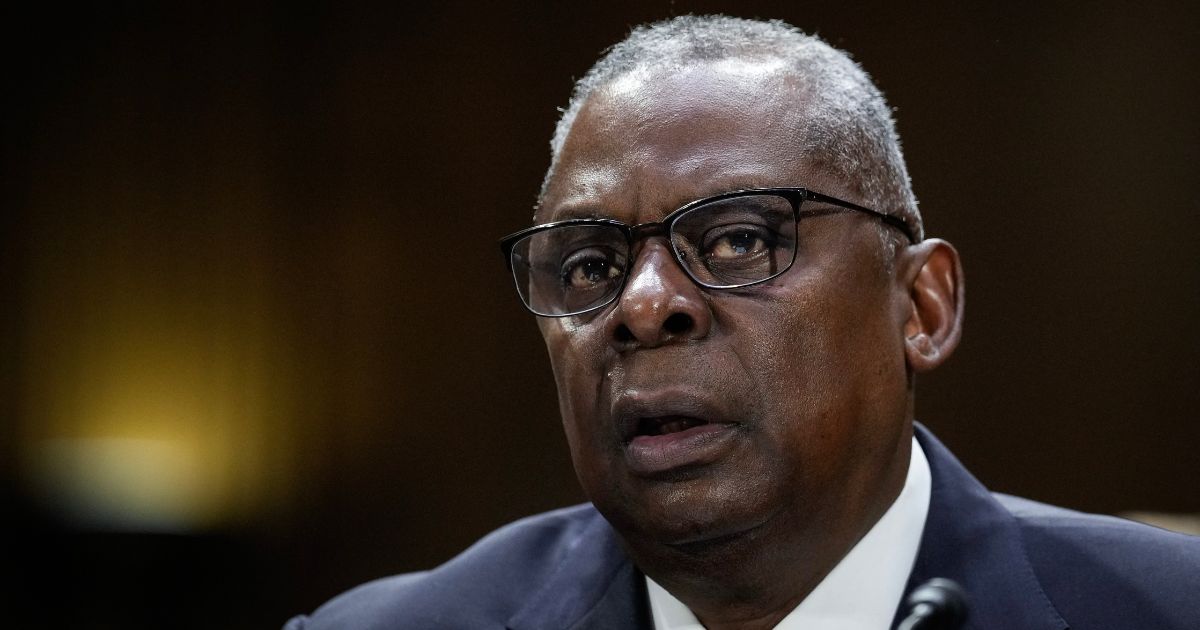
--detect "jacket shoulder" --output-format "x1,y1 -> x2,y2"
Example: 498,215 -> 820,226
285,504 -> 605,629
996,493 -> 1200,629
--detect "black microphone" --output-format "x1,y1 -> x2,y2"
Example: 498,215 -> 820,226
897,578 -> 968,630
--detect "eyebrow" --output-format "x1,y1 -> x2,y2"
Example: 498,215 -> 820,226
536,180 -> 783,224
538,205 -> 611,223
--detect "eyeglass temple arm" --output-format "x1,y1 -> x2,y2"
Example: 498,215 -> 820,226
802,190 -> 915,243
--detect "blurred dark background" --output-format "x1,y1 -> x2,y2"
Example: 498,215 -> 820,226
2,1 -> 1196,627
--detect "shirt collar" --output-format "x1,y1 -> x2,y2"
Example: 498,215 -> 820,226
646,436 -> 932,630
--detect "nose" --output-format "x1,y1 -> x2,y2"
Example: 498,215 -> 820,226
604,240 -> 713,350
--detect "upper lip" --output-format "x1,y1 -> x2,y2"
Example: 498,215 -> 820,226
611,389 -> 734,442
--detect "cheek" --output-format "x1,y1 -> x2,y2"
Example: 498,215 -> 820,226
729,264 -> 898,434
541,323 -> 627,505
539,320 -> 608,443
728,287 -> 834,411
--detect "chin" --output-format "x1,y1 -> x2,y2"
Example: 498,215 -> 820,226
601,477 -> 777,547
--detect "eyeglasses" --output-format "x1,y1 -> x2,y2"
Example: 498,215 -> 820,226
499,187 -> 914,317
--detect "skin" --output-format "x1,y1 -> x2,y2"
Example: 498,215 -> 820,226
536,58 -> 964,629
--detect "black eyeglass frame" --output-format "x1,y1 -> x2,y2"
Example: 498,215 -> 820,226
499,187 -> 916,317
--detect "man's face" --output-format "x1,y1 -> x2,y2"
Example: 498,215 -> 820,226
537,60 -> 914,548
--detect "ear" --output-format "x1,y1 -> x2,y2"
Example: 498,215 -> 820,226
897,238 -> 964,372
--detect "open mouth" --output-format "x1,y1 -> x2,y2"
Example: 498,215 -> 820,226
634,416 -> 710,439
621,414 -> 739,475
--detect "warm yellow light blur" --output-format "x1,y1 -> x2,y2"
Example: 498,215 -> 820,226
18,204 -> 302,531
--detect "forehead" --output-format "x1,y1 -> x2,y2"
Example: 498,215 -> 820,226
540,59 -> 832,222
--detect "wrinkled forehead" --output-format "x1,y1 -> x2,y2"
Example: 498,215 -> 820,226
539,59 -> 826,222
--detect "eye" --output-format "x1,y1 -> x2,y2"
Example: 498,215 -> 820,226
702,225 -> 774,260
561,248 -> 623,289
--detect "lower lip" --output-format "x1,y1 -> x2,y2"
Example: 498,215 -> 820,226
623,423 -> 740,475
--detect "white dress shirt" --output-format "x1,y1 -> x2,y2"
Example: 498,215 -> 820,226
647,437 -> 932,630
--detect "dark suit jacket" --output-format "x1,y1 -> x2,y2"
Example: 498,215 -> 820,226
287,426 -> 1200,629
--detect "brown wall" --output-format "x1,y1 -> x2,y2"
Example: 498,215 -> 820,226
3,2 -> 1197,627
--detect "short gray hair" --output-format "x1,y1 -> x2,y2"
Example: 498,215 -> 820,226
540,15 -> 923,242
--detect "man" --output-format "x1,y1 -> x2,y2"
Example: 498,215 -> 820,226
287,16 -> 1200,629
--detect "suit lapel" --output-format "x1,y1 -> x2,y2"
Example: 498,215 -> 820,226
904,425 -> 1068,630
506,509 -> 652,630
566,561 -> 652,630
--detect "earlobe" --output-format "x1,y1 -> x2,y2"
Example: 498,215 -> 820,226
899,239 -> 965,373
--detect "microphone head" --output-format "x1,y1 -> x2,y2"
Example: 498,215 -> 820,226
905,578 -> 968,628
